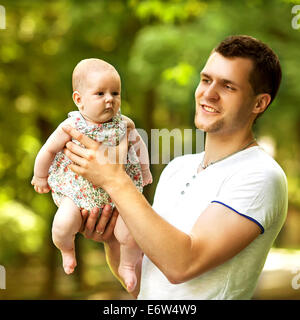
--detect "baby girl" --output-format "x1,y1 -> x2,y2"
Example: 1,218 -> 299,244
31,58 -> 152,292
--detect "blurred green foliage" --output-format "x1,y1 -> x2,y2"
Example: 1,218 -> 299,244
0,0 -> 300,299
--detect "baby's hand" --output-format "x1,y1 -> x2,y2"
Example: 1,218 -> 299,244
142,169 -> 153,187
31,176 -> 51,193
121,115 -> 135,130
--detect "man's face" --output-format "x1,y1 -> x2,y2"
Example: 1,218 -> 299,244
194,52 -> 257,135
79,70 -> 121,124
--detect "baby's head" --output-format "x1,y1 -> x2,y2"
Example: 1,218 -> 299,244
72,58 -> 121,124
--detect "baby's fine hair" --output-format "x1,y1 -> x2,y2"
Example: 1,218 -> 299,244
72,58 -> 119,92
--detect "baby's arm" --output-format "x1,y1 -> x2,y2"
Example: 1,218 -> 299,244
31,119 -> 72,193
121,115 -> 135,130
121,115 -> 152,186
129,129 -> 152,186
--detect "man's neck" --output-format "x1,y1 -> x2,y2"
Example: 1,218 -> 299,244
200,130 -> 257,170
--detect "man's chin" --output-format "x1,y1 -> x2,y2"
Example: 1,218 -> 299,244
195,119 -> 224,133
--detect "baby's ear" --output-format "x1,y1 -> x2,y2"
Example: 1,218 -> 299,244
73,91 -> 83,110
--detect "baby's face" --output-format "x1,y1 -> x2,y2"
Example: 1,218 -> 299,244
79,70 -> 121,124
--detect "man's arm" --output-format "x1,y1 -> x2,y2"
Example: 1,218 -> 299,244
62,125 -> 261,284
104,176 -> 261,284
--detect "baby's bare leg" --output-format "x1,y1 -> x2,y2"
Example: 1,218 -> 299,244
52,196 -> 82,274
114,215 -> 142,292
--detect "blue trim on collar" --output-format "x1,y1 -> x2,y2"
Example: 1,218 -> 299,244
211,200 -> 265,234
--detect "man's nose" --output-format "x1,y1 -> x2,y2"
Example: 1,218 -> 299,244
202,83 -> 220,101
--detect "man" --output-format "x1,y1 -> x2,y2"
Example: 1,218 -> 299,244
62,35 -> 288,299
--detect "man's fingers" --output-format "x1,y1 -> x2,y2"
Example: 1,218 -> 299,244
79,209 -> 89,233
79,206 -> 118,242
64,141 -> 92,160
101,207 -> 119,241
63,125 -> 129,166
95,204 -> 113,234
64,147 -> 88,166
84,207 -> 99,238
62,125 -> 99,150
68,163 -> 84,176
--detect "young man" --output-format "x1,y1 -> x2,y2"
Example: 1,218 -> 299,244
62,35 -> 288,299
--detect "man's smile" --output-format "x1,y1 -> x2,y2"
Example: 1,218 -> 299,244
200,103 -> 220,114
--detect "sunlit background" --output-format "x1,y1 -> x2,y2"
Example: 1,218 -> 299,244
0,0 -> 300,300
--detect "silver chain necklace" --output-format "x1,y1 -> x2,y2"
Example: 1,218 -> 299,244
200,139 -> 256,170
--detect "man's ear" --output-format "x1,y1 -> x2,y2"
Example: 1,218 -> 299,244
72,91 -> 83,111
252,93 -> 271,115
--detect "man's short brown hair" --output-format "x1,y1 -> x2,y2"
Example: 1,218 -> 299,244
214,35 -> 282,115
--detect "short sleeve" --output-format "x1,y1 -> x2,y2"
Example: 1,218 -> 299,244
212,166 -> 288,233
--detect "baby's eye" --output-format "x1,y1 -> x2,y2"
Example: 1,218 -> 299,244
112,92 -> 119,96
98,92 -> 104,96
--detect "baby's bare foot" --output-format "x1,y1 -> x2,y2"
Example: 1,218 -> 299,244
118,264 -> 137,293
61,250 -> 77,274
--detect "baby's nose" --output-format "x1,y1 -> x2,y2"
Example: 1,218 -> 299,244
105,94 -> 113,103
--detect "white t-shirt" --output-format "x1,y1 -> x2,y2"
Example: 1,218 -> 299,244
138,146 -> 288,300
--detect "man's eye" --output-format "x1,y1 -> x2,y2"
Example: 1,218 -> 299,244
225,85 -> 235,91
201,79 -> 209,83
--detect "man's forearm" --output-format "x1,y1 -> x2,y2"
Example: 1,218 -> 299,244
105,174 -> 193,284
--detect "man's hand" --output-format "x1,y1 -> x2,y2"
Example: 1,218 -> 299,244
62,124 -> 129,190
31,176 -> 51,193
80,204 -> 119,243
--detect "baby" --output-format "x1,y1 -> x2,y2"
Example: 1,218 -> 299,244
31,58 -> 152,293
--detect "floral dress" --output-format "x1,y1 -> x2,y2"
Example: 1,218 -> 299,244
48,111 -> 143,211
